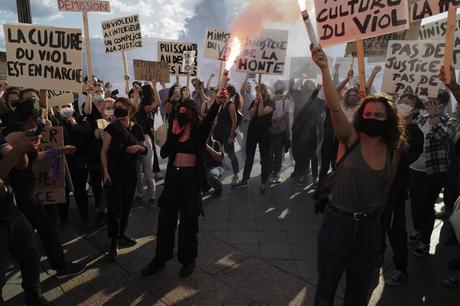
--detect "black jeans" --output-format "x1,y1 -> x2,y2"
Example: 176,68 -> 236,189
270,132 -> 285,176
381,176 -> 409,272
67,160 -> 89,220
316,207 -> 382,306
14,191 -> 66,270
89,167 -> 103,208
409,170 -> 446,245
242,126 -> 271,184
0,213 -> 41,305
155,167 -> 200,265
292,131 -> 316,178
106,171 -> 137,239
224,141 -> 239,176
318,138 -> 338,187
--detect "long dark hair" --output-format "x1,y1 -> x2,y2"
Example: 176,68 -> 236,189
227,84 -> 242,110
353,93 -> 407,151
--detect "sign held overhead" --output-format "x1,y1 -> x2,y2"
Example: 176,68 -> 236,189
102,14 -> 142,53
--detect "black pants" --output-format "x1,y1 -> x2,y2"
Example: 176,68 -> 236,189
89,167 -> 103,208
292,131 -> 316,178
242,126 -> 271,184
67,160 -> 89,220
224,141 -> 240,176
444,158 -> 459,213
0,213 -> 41,305
155,167 -> 200,265
318,138 -> 338,187
106,171 -> 137,239
14,191 -> 66,270
381,176 -> 409,272
270,132 -> 285,176
316,207 -> 382,306
409,170 -> 447,245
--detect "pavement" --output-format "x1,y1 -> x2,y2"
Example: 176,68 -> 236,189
3,154 -> 460,306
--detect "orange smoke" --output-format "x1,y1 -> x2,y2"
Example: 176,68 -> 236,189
225,37 -> 242,70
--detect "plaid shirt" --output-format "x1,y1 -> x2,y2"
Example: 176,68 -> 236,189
418,114 -> 457,174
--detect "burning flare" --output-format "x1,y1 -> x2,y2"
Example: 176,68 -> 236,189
225,36 -> 242,70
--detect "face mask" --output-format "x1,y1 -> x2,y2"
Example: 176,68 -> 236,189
104,109 -> 114,117
114,107 -> 129,118
176,112 -> 190,127
397,103 -> 413,119
59,107 -> 74,118
93,94 -> 104,102
345,95 -> 359,107
357,118 -> 388,137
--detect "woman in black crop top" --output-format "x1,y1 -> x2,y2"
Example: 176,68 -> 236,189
100,97 -> 147,260
142,92 -> 222,278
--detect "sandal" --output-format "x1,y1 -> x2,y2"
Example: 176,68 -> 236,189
442,276 -> 460,288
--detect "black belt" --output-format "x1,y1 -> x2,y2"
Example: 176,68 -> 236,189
328,205 -> 379,220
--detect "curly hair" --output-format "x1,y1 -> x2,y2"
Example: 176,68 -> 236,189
227,84 -> 242,110
353,93 -> 407,152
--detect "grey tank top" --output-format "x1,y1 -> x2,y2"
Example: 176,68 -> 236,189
330,143 -> 392,213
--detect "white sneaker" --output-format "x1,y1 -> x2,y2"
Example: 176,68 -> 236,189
231,175 -> 239,185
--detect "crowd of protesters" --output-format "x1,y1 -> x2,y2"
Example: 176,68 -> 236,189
2,49 -> 460,305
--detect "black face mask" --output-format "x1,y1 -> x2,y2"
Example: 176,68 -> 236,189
357,118 -> 388,137
176,112 -> 190,127
114,108 -> 129,118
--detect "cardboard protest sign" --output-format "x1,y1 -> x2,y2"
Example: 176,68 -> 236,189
314,0 -> 410,48
410,0 -> 460,21
204,28 -> 231,61
4,23 -> 83,92
133,60 -> 169,83
236,29 -> 289,75
345,22 -> 421,62
33,127 -> 65,205
47,91 -> 74,107
102,14 -> 142,53
0,52 -> 6,80
157,41 -> 198,77
183,51 -> 196,74
419,14 -> 460,68
57,0 -> 110,12
382,40 -> 444,98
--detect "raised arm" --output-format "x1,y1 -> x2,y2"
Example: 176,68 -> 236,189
206,73 -> 215,89
366,65 -> 382,94
124,75 -> 131,96
144,80 -> 161,113
311,46 -> 357,148
440,65 -> 460,105
83,83 -> 94,116
240,74 -> 249,96
336,69 -> 353,98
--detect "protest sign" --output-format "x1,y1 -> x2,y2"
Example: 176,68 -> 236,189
204,28 -> 231,61
33,127 -> 65,205
133,60 -> 169,82
47,91 -> 74,107
157,41 -> 198,77
382,40 -> 444,98
183,51 -> 196,74
314,0 -> 410,48
101,14 -> 142,53
290,57 -> 319,79
3,23 -> 83,92
236,29 -> 289,75
0,52 -> 6,80
345,22 -> 421,61
410,0 -> 460,21
57,0 -> 110,12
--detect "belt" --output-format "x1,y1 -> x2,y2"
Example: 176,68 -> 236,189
328,205 -> 379,220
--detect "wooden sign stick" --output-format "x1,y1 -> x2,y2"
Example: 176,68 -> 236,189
356,39 -> 366,96
444,6 -> 457,82
175,75 -> 179,86
187,73 -> 190,90
218,61 -> 224,87
122,51 -> 129,78
82,11 -> 93,84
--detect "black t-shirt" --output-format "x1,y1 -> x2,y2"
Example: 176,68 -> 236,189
249,99 -> 275,128
134,103 -> 155,139
0,110 -> 14,128
82,102 -> 103,131
204,139 -> 223,169
105,120 -> 145,175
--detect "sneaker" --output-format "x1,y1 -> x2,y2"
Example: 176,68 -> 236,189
118,235 -> 137,247
268,175 -> 275,185
385,269 -> 408,287
134,195 -> 144,205
180,261 -> 195,278
234,180 -> 248,189
107,240 -> 118,261
413,242 -> 429,258
260,183 -> 267,194
147,198 -> 156,209
408,230 -> 422,244
142,259 -> 166,276
55,262 -> 86,279
231,174 -> 239,186
274,174 -> 281,184
155,172 -> 164,180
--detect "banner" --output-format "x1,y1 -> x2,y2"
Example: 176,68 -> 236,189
204,28 -> 231,61
345,22 -> 421,62
4,23 -> 83,92
133,60 -> 169,82
314,0 -> 410,48
0,52 -> 6,80
183,51 -> 196,73
410,0 -> 460,21
290,57 -> 321,79
236,29 -> 289,75
157,41 -> 198,77
382,40 -> 444,98
419,14 -> 460,68
102,14 -> 142,53
48,91 -> 74,107
33,127 -> 65,205
57,0 -> 110,12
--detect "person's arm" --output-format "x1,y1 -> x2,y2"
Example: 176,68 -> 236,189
311,46 -> 357,148
144,80 -> 161,113
440,65 -> 460,104
100,131 -> 112,185
198,98 -> 222,146
124,75 -> 131,96
206,144 -> 224,161
200,99 -> 208,117
333,63 -> 340,86
36,145 -> 76,161
257,96 -> 273,117
206,73 -> 215,89
83,83 -> 94,116
366,65 -> 382,94
0,135 -> 39,177
228,102 -> 237,144
240,74 -> 249,96
336,69 -> 353,99
249,101 -> 258,119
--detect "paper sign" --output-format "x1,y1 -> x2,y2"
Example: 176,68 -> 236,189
0,52 -> 6,80
236,29 -> 289,75
419,14 -> 460,68
157,41 -> 198,77
204,28 -> 231,61
345,21 -> 421,61
57,0 -> 110,12
47,91 -> 74,107
33,127 -> 65,205
4,23 -> 83,92
183,51 -> 196,73
102,14 -> 142,53
133,60 -> 169,83
382,40 -> 444,98
314,0 -> 410,48
410,0 -> 460,21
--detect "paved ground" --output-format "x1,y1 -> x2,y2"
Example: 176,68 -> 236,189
3,152 -> 460,305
